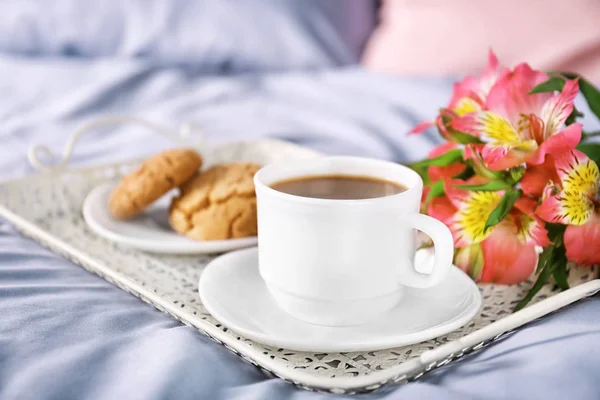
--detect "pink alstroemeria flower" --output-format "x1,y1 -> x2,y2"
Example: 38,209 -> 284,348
428,182 -> 549,284
536,150 -> 600,265
409,50 -> 504,135
520,156 -> 559,197
452,64 -> 582,170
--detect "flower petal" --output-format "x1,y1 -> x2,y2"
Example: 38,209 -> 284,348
420,186 -> 430,211
448,77 -> 480,110
520,156 -> 558,196
429,163 -> 466,182
564,213 -> 600,265
455,244 -> 484,281
427,195 -> 457,226
444,181 -> 473,209
480,222 -> 537,284
445,184 -> 502,246
434,113 -> 454,141
554,148 -> 600,195
408,121 -> 434,135
477,49 -> 505,99
428,142 -> 458,158
464,143 -> 513,176
513,197 -> 551,247
463,143 -> 484,161
536,191 -> 595,225
519,213 -> 551,247
448,50 -> 504,112
481,142 -> 537,170
526,123 -> 583,165
486,49 -> 500,72
540,78 -> 579,137
452,111 -> 520,143
514,196 -> 537,215
485,63 -> 551,122
542,181 -> 557,200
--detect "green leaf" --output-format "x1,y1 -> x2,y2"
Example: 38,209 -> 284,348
484,189 -> 522,231
576,142 -> 600,166
550,246 -> 569,290
516,242 -> 571,311
583,130 -> 600,139
454,180 -> 513,191
579,79 -> 600,121
546,223 -> 567,246
409,149 -> 463,168
452,165 -> 475,180
471,159 -> 508,181
508,166 -> 526,184
565,106 -> 584,125
535,246 -> 554,274
411,164 -> 431,186
514,261 -> 554,311
425,180 -> 445,205
552,262 -> 569,290
450,130 -> 484,145
546,222 -> 567,238
529,77 -> 565,94
563,73 -> 600,121
438,112 -> 483,144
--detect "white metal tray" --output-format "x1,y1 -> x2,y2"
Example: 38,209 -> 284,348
1,132 -> 598,394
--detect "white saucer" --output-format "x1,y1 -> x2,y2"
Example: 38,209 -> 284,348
83,182 -> 257,254
199,247 -> 482,352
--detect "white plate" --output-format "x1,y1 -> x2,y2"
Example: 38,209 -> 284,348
83,182 -> 257,254
199,247 -> 482,352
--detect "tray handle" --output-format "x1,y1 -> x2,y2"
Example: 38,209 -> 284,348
28,116 -> 204,173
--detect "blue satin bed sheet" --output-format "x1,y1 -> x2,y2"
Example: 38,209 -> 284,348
1,56 -> 600,399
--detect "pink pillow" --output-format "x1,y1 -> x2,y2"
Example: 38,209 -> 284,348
362,0 -> 600,81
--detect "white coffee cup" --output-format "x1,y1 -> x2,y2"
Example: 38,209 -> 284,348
254,156 -> 453,326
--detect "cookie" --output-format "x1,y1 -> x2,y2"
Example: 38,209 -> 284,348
169,163 -> 261,240
108,148 -> 203,220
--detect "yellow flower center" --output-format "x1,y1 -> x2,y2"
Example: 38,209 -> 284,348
557,190 -> 595,225
555,157 -> 600,225
458,191 -> 502,243
481,113 -> 522,145
561,157 -> 600,196
454,97 -> 481,117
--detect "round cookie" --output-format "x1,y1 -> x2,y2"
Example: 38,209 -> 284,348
169,163 -> 261,241
109,148 -> 203,220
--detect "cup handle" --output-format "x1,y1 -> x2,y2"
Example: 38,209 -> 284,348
398,213 -> 454,288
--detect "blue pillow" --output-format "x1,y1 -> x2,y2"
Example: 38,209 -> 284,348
0,0 -> 376,72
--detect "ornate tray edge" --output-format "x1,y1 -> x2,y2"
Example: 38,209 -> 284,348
0,137 -> 315,185
3,190 -> 599,394
0,140 -> 599,394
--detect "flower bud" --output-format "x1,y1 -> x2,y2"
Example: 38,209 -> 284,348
455,244 -> 484,281
509,166 -> 526,183
464,144 -> 505,180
